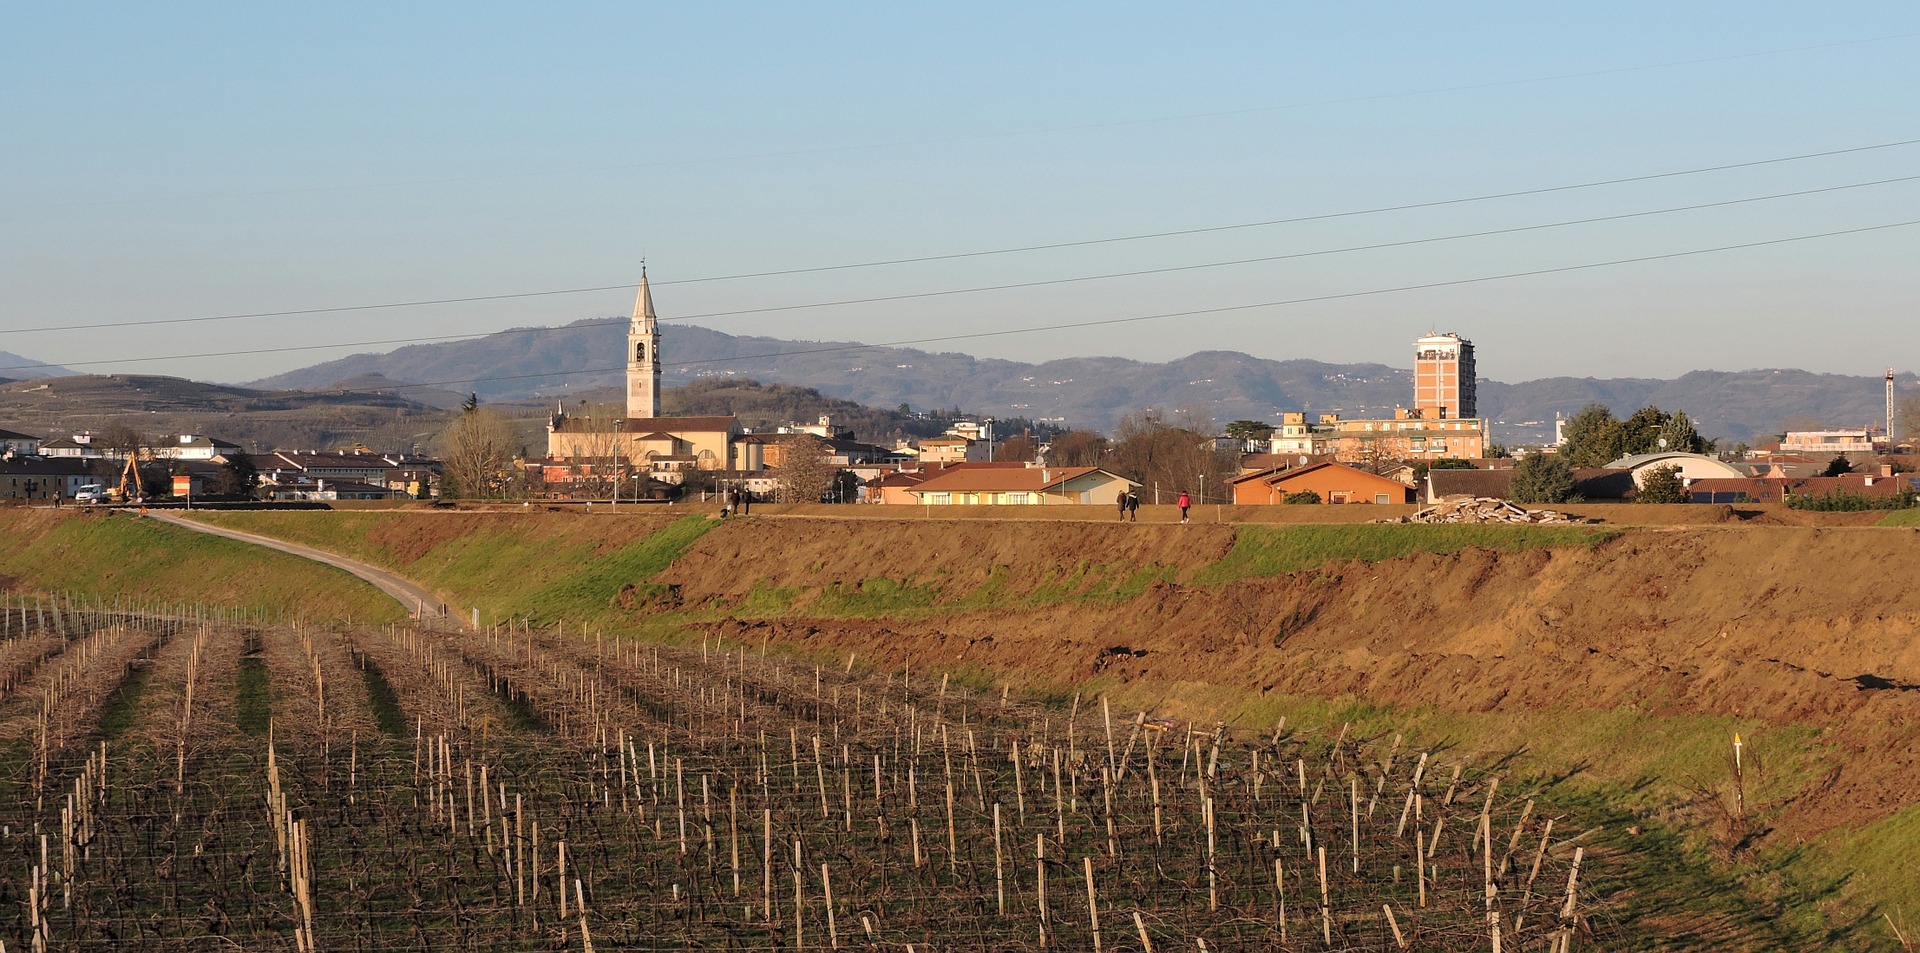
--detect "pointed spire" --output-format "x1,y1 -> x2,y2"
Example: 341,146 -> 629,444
632,268 -> 657,325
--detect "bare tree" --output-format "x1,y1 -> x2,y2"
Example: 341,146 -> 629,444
1046,429 -> 1109,467
548,403 -> 631,498
438,409 -> 521,499
994,433 -> 1038,463
776,433 -> 835,503
1106,408 -> 1237,504
1899,394 -> 1920,448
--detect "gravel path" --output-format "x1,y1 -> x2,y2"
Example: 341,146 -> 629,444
148,511 -> 455,622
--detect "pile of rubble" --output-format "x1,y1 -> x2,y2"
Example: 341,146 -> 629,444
1375,497 -> 1586,525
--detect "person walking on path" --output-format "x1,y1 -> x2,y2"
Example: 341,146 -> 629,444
1126,491 -> 1140,521
1177,490 -> 1191,523
1118,493 -> 1130,521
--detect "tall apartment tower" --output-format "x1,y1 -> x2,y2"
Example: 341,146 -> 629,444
626,270 -> 661,419
1889,368 -> 1898,448
1413,332 -> 1476,419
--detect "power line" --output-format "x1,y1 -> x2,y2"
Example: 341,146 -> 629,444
4,172 -> 1913,375
7,136 -> 1919,337
11,218 -> 1912,385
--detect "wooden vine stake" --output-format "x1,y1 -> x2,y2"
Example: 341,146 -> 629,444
1084,856 -> 1103,953
1133,910 -> 1155,953
1557,846 -> 1586,953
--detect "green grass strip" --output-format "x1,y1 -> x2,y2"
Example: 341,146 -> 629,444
1194,523 -> 1616,584
236,655 -> 272,735
1878,508 -> 1920,527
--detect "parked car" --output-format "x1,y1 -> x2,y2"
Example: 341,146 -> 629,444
73,484 -> 108,504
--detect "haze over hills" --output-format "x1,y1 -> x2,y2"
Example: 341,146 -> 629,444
0,374 -> 451,454
0,350 -> 76,382
249,318 -> 1909,444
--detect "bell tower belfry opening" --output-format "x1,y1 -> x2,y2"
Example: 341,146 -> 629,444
627,269 -> 661,419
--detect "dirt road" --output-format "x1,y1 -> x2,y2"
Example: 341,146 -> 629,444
148,511 -> 453,621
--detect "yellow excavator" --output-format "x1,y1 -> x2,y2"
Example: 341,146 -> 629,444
110,453 -> 147,504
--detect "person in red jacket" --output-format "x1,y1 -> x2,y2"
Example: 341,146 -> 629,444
1177,490 -> 1191,523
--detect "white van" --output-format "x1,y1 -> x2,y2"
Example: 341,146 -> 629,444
73,484 -> 108,504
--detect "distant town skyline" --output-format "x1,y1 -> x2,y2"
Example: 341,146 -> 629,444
4,3 -> 1917,386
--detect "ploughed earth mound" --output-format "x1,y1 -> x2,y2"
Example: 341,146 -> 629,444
668,520 -> 1920,847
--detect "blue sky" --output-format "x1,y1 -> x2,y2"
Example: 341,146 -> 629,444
3,2 -> 1917,386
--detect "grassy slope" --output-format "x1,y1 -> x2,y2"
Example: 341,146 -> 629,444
1194,523 -> 1617,584
191,511 -> 712,625
1878,509 -> 1920,527
0,510 -> 403,622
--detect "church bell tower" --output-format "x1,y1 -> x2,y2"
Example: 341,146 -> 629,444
627,269 -> 661,419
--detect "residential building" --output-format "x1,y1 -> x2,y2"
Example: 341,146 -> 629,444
905,464 -> 1136,506
1688,472 -> 1919,504
38,433 -> 114,459
0,428 -> 41,455
1230,461 -> 1414,505
1782,430 -> 1877,455
0,457 -> 95,500
1252,333 -> 1488,463
1320,410 -> 1487,461
781,416 -> 853,440
149,433 -> 244,461
915,435 -> 988,464
251,451 -> 434,485
863,469 -> 932,505
1605,452 -> 1746,487
1270,413 -> 1329,455
1413,332 -> 1476,420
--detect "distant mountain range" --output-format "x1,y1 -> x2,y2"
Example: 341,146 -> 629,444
0,350 -> 75,382
248,318 -> 1908,444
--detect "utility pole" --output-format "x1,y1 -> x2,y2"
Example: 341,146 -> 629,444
612,417 -> 622,509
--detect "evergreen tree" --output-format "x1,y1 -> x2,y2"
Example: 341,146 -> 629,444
1511,452 -> 1578,504
1559,405 -> 1623,468
1657,410 -> 1708,454
1635,465 -> 1689,503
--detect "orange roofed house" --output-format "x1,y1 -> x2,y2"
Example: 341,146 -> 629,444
904,465 -> 1138,506
1230,461 -> 1416,505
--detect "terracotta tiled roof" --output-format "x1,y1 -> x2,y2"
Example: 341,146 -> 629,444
1426,468 -> 1514,498
908,466 -> 1130,494
867,471 -> 929,488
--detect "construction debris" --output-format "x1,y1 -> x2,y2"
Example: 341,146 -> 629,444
1375,496 -> 1587,525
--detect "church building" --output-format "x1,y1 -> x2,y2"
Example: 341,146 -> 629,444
546,272 -> 763,473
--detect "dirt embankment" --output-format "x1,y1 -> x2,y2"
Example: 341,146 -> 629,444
660,518 -> 1236,600
676,520 -> 1920,842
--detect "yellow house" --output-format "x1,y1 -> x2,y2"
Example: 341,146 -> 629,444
904,465 -> 1137,506
547,415 -> 747,470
